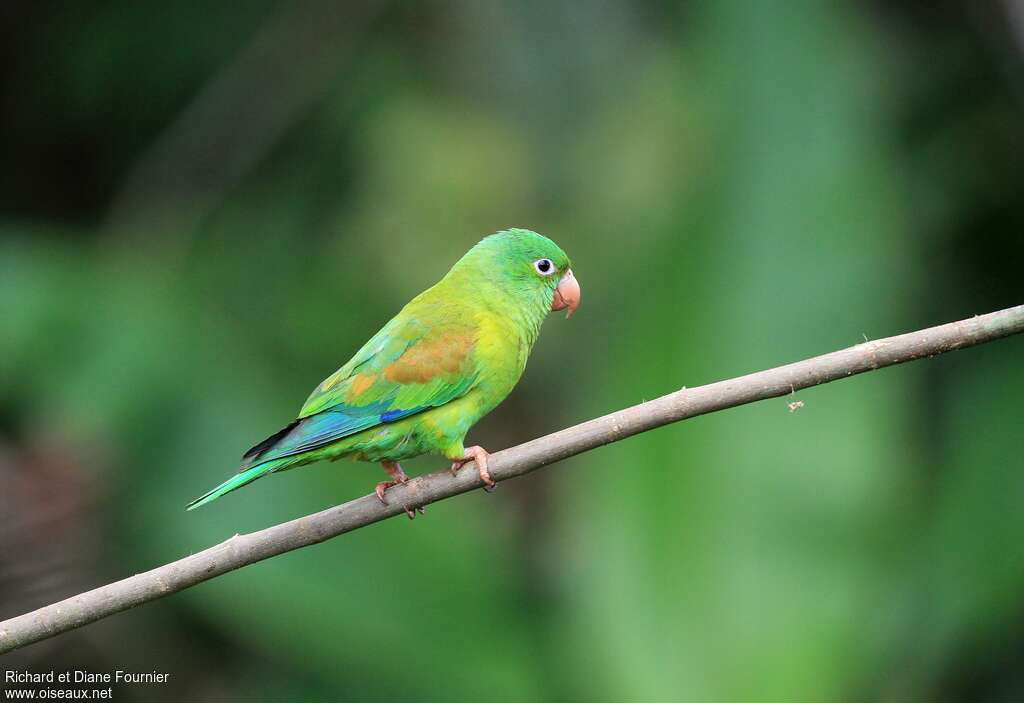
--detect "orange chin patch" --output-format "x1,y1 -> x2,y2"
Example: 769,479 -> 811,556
384,333 -> 474,384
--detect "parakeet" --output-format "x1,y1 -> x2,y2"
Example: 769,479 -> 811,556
187,228 -> 580,515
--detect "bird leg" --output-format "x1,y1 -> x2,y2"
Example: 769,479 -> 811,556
450,446 -> 496,492
375,461 -> 422,519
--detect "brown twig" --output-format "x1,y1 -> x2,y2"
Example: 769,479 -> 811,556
1,305 -> 1022,654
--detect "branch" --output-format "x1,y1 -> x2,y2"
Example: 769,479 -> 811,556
2,305 -> 1022,654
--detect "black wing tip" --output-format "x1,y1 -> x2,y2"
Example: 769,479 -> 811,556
242,419 -> 301,462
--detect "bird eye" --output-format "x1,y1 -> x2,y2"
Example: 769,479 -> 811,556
534,258 -> 555,276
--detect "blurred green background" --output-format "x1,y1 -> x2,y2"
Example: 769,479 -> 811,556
2,1 -> 1023,701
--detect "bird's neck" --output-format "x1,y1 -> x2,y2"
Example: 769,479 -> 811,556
441,260 -> 551,346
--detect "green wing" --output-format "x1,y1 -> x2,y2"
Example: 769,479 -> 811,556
242,314 -> 479,466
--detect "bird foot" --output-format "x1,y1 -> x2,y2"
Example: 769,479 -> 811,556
375,461 -> 424,519
449,446 -> 496,492
374,479 -> 404,503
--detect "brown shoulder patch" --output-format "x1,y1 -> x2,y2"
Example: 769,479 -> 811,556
347,372 -> 378,399
383,333 -> 474,384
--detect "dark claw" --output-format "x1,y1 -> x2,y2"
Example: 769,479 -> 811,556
375,479 -> 404,505
375,482 -> 392,504
403,504 -> 426,520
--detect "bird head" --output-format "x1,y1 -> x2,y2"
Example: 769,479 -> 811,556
456,228 -> 580,319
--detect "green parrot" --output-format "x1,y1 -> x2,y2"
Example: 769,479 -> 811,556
187,228 -> 580,515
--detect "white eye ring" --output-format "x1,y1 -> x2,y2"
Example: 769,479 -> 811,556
533,258 -> 555,276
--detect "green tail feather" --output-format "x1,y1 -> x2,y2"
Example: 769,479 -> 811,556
186,460 -> 284,511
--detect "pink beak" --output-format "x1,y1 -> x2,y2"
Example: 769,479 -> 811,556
551,269 -> 581,318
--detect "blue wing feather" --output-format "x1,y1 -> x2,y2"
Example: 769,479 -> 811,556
248,401 -> 392,465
